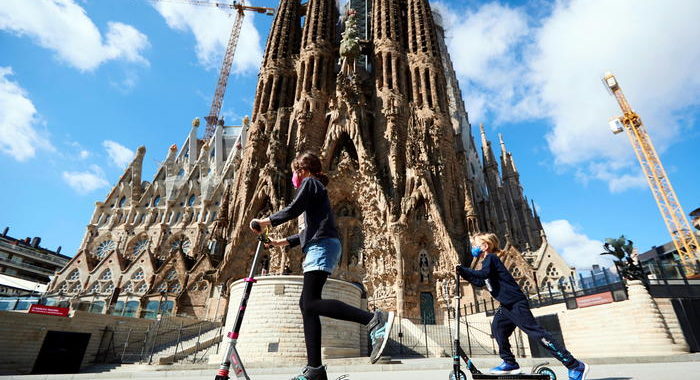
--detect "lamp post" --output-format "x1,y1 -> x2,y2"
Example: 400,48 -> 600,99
440,279 -> 453,331
157,291 -> 166,320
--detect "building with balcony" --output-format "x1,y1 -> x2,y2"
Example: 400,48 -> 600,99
0,227 -> 69,285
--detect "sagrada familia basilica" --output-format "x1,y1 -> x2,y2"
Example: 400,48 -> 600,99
46,0 -> 574,321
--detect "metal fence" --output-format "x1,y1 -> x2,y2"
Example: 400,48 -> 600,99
382,315 -> 524,358
462,278 -> 628,316
644,259 -> 700,298
96,318 -> 222,364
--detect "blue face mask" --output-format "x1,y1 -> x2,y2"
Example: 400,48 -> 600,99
471,246 -> 483,258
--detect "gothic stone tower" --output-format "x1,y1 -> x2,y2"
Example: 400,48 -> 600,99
216,0 -> 478,319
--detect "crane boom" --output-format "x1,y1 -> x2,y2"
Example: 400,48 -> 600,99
151,0 -> 274,139
603,72 -> 699,276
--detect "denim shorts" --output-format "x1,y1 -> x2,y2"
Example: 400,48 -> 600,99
302,238 -> 342,274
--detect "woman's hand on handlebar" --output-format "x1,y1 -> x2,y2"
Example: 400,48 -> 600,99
264,238 -> 289,249
249,218 -> 271,233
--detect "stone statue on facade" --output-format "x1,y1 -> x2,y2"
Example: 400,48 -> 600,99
339,9 -> 360,76
419,250 -> 430,283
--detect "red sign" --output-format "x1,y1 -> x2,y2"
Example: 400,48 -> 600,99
28,304 -> 70,317
576,291 -> 614,308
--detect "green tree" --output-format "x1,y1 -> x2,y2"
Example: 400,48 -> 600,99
601,235 -> 645,282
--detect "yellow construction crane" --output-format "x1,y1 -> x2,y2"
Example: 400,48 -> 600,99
603,72 -> 699,277
152,0 -> 274,139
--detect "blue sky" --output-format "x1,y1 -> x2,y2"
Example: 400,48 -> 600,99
1,0 -> 698,270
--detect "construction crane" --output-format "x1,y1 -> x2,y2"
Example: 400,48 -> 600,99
152,0 -> 275,139
603,72 -> 699,277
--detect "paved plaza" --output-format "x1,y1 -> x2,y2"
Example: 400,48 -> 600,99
2,357 -> 699,380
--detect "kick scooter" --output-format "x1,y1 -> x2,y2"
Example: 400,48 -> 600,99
214,220 -> 270,380
450,268 -> 556,380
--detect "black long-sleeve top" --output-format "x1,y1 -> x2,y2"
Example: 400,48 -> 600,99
268,176 -> 340,251
458,253 -> 528,306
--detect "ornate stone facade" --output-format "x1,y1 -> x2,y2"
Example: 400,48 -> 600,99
45,119 -> 248,319
213,0 -> 573,319
47,0 -> 573,321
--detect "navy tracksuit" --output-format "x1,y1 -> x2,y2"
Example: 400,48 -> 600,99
458,254 -> 579,369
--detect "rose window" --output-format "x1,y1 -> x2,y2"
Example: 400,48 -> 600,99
95,240 -> 116,258
132,239 -> 149,256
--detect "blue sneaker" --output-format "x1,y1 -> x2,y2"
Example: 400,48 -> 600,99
568,361 -> 590,380
489,361 -> 521,375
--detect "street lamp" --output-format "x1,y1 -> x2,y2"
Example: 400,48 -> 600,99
439,279 -> 454,341
157,291 -> 166,320
58,290 -> 65,307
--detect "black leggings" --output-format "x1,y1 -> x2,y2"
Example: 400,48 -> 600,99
300,270 -> 373,367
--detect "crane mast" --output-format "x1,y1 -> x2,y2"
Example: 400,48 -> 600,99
204,2 -> 274,139
603,72 -> 699,276
204,6 -> 245,138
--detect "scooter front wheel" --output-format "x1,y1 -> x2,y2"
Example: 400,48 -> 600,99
535,366 -> 557,380
449,370 -> 467,380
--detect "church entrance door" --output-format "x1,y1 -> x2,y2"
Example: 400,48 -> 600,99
420,292 -> 435,325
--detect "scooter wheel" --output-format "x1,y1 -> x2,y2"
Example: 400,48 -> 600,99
449,370 -> 467,380
535,366 -> 556,380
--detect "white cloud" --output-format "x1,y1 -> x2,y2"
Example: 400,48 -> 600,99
434,2 -> 532,123
543,219 -> 612,269
110,70 -> 140,94
79,150 -> 90,159
0,0 -> 149,71
103,140 -> 134,168
437,0 -> 700,192
62,165 -> 109,194
576,161 -> 647,193
0,67 -> 53,161
153,2 -> 263,73
528,0 -> 700,166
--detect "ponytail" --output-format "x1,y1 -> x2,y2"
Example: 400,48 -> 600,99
315,172 -> 330,186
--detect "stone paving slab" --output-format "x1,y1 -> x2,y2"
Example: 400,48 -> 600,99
3,361 -> 700,380
3,356 -> 700,380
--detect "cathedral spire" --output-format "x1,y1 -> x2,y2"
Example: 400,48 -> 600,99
292,0 -> 338,151
262,0 -> 300,67
480,124 -> 496,167
498,133 -> 513,178
406,0 -> 448,112
252,0 -> 300,121
498,133 -> 507,156
129,146 -> 146,205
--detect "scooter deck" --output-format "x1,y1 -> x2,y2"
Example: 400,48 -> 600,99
472,375 -> 549,379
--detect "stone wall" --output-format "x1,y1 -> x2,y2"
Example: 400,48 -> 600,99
0,310 -> 205,375
0,311 -> 155,375
464,281 -> 689,359
211,275 -> 365,366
